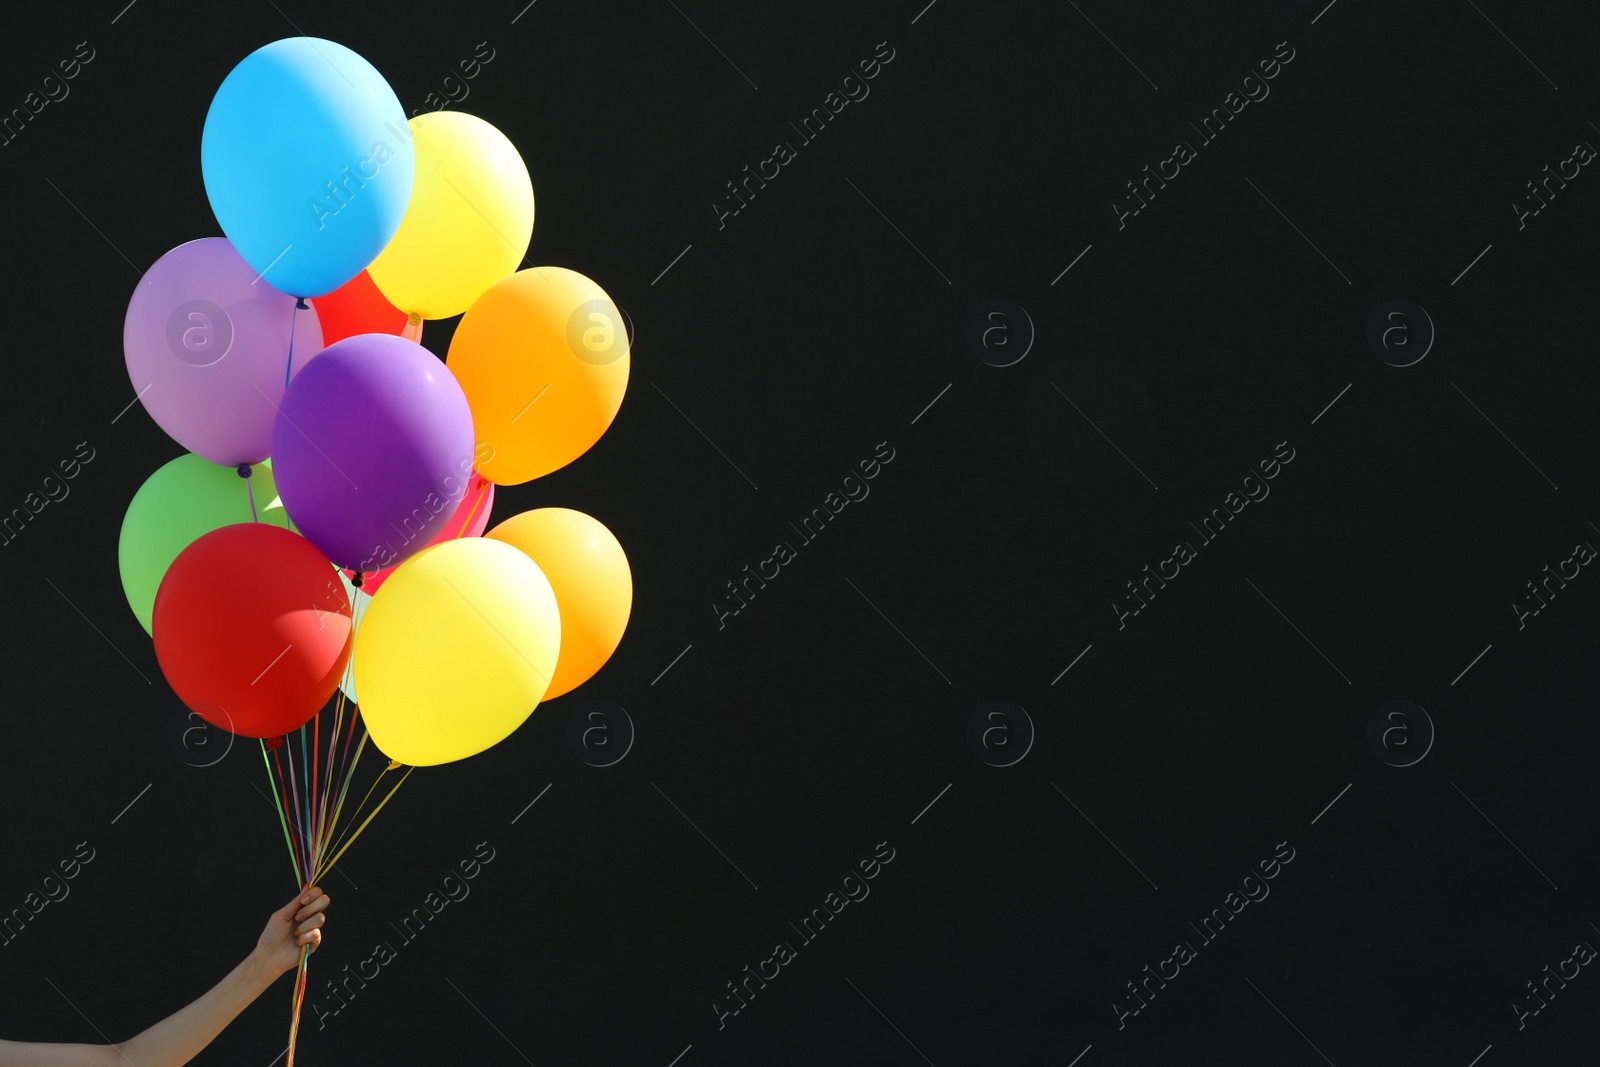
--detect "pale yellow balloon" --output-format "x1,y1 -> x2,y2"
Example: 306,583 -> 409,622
352,538 -> 560,766
367,111 -> 535,320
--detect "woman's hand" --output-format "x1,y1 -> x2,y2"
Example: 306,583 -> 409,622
253,888 -> 329,978
0,888 -> 335,1067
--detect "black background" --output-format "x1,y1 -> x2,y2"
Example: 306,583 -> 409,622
2,1 -> 1599,1064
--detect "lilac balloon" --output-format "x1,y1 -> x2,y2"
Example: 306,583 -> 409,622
124,238 -> 324,466
271,334 -> 476,573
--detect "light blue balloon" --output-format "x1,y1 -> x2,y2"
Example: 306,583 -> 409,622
201,38 -> 414,299
337,566 -> 372,704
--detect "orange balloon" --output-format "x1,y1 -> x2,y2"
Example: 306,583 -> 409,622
445,267 -> 628,485
484,507 -> 631,699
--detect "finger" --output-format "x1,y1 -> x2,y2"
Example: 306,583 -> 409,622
296,913 -> 326,936
279,887 -> 321,919
294,894 -> 331,921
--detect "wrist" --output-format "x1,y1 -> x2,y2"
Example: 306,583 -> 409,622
244,946 -> 283,986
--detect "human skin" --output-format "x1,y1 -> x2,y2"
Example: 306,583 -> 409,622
0,887 -> 329,1067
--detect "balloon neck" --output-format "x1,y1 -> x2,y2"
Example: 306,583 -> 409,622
264,736 -> 284,752
386,758 -> 403,770
295,297 -> 309,310
350,571 -> 365,588
236,464 -> 252,479
407,312 -> 422,326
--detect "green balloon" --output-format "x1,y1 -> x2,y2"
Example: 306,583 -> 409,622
118,454 -> 295,636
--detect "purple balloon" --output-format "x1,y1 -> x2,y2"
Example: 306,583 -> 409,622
124,238 -> 324,466
271,334 -> 476,573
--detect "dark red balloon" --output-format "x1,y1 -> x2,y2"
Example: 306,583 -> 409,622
309,269 -> 421,347
153,523 -> 352,738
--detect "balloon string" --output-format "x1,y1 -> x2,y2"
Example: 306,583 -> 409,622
274,744 -> 307,877
318,730 -> 371,868
281,739 -> 305,875
320,606 -> 366,859
285,887 -> 314,1067
314,690 -> 344,864
309,713 -> 320,875
285,298 -> 308,390
286,951 -> 307,1067
264,736 -> 310,1067
452,475 -> 489,539
245,475 -> 258,523
323,611 -> 369,850
314,763 -> 413,884
318,612 -> 353,859
281,749 -> 307,881
299,723 -> 311,875
270,745 -> 297,872
261,740 -> 303,889
315,731 -> 384,880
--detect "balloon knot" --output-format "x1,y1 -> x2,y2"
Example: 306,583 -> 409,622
350,571 -> 365,588
264,736 -> 284,752
386,758 -> 403,770
295,297 -> 309,310
407,312 -> 422,326
236,464 -> 252,479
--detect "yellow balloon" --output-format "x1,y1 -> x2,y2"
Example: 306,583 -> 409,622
485,508 -> 631,700
367,111 -> 534,320
352,538 -> 560,766
446,267 -> 629,485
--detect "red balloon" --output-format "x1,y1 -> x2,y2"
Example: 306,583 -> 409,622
309,270 -> 422,347
343,471 -> 494,594
153,523 -> 352,738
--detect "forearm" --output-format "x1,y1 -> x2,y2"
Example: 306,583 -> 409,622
112,951 -> 279,1067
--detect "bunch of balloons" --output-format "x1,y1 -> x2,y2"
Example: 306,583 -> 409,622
115,36 -> 633,1060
